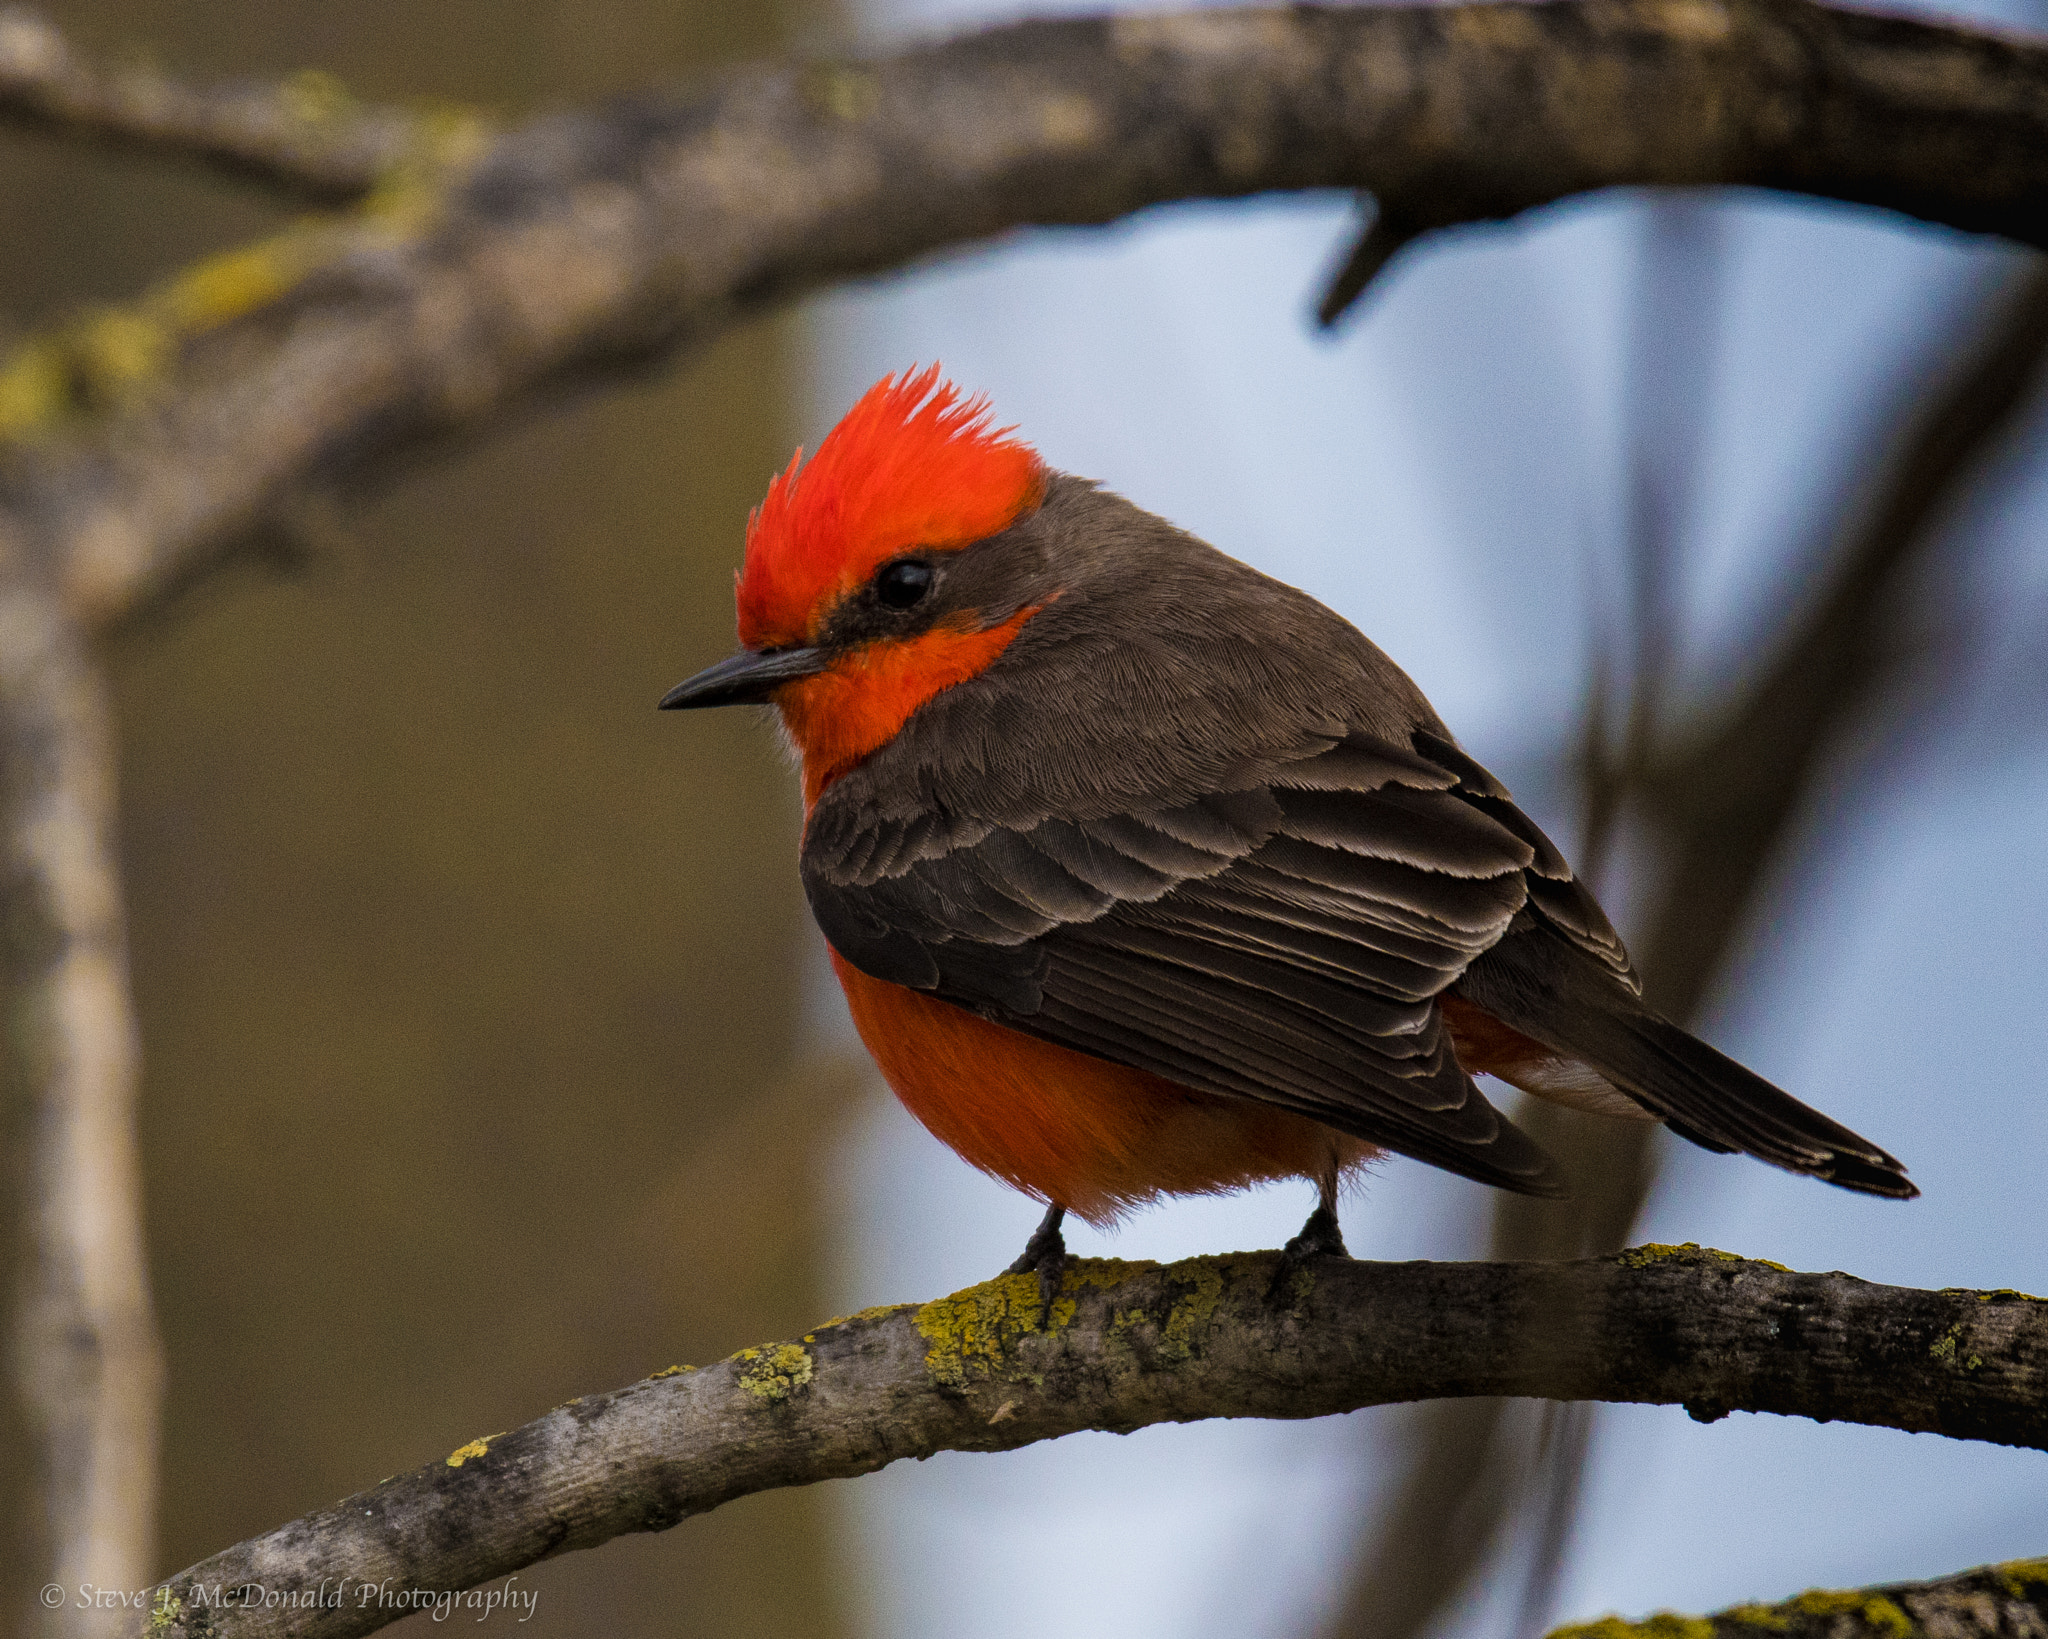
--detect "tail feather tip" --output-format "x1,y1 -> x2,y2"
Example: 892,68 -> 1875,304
1822,1152 -> 1917,1200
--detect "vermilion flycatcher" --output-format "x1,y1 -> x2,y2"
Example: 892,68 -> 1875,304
662,368 -> 1912,1285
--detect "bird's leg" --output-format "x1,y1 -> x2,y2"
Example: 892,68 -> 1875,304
1006,1202 -> 1068,1323
1272,1165 -> 1349,1298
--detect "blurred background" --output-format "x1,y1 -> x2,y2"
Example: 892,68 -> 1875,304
2,0 -> 2046,1635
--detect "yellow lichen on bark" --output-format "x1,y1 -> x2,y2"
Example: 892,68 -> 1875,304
731,1343 -> 814,1403
915,1259 -> 1147,1390
1617,1243 -> 1789,1273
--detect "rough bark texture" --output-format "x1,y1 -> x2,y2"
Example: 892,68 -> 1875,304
1553,1556 -> 2048,1639
134,1247 -> 2046,1639
2,0 -> 2047,637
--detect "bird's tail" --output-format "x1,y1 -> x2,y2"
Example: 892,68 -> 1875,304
1456,929 -> 1916,1200
1579,1006 -> 1916,1198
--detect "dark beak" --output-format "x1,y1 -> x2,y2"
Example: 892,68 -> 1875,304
658,646 -> 830,710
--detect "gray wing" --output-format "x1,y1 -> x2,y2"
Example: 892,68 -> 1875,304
804,727 -> 1575,1195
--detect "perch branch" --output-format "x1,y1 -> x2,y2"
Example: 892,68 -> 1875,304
0,0 -> 2044,632
139,1247 -> 2048,1639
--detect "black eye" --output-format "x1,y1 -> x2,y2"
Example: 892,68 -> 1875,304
875,559 -> 934,610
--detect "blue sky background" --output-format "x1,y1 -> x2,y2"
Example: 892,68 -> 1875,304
786,2 -> 2048,1629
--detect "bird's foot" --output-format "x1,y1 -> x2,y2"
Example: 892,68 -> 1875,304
1269,1204 -> 1349,1302
1006,1203 -> 1068,1327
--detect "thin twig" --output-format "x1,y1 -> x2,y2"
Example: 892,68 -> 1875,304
0,7 -> 429,198
1315,195 -> 1426,326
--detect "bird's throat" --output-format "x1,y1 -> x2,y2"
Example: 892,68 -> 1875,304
780,607 -> 1039,806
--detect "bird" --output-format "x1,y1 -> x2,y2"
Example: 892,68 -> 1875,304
661,366 -> 1914,1291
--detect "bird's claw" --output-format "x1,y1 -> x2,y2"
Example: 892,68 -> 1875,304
1283,1203 -> 1349,1261
1268,1203 -> 1349,1302
1006,1204 -> 1069,1327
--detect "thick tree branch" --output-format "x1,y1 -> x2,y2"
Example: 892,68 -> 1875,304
138,1247 -> 2046,1639
1,0 -> 2046,632
0,7 -> 435,198
1550,1555 -> 2048,1639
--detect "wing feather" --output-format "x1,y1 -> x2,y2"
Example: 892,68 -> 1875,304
1069,811 -> 1244,877
1068,915 -> 1434,1047
1019,817 -> 1186,900
1214,862 -> 1481,974
1252,836 -> 1525,942
961,831 -> 1117,923
1139,789 -> 1283,852
1117,882 -> 1455,1004
1405,728 -> 1635,982
1275,784 -> 1538,877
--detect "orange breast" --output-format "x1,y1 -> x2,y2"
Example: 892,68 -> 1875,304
830,951 -> 1376,1226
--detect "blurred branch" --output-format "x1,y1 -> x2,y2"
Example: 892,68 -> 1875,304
1502,191 -> 1729,1636
1331,198 -> 1726,1639
141,1248 -> 2048,1639
1420,238 -> 2048,1639
1634,258 -> 2048,996
1327,1396 -> 1521,1639
0,0 -> 2044,632
1546,1554 -> 2048,1639
0,557 -> 160,1637
1334,227 -> 2048,1639
0,7 -> 432,198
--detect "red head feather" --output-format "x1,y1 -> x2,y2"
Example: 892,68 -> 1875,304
736,366 -> 1047,650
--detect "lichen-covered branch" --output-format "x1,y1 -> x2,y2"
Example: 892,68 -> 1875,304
1550,1554 -> 2048,1639
0,6 -> 433,197
0,545 -> 161,1639
3,0 -> 2048,634
138,1247 -> 2046,1639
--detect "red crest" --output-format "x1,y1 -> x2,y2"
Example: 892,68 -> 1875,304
736,366 -> 1047,650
